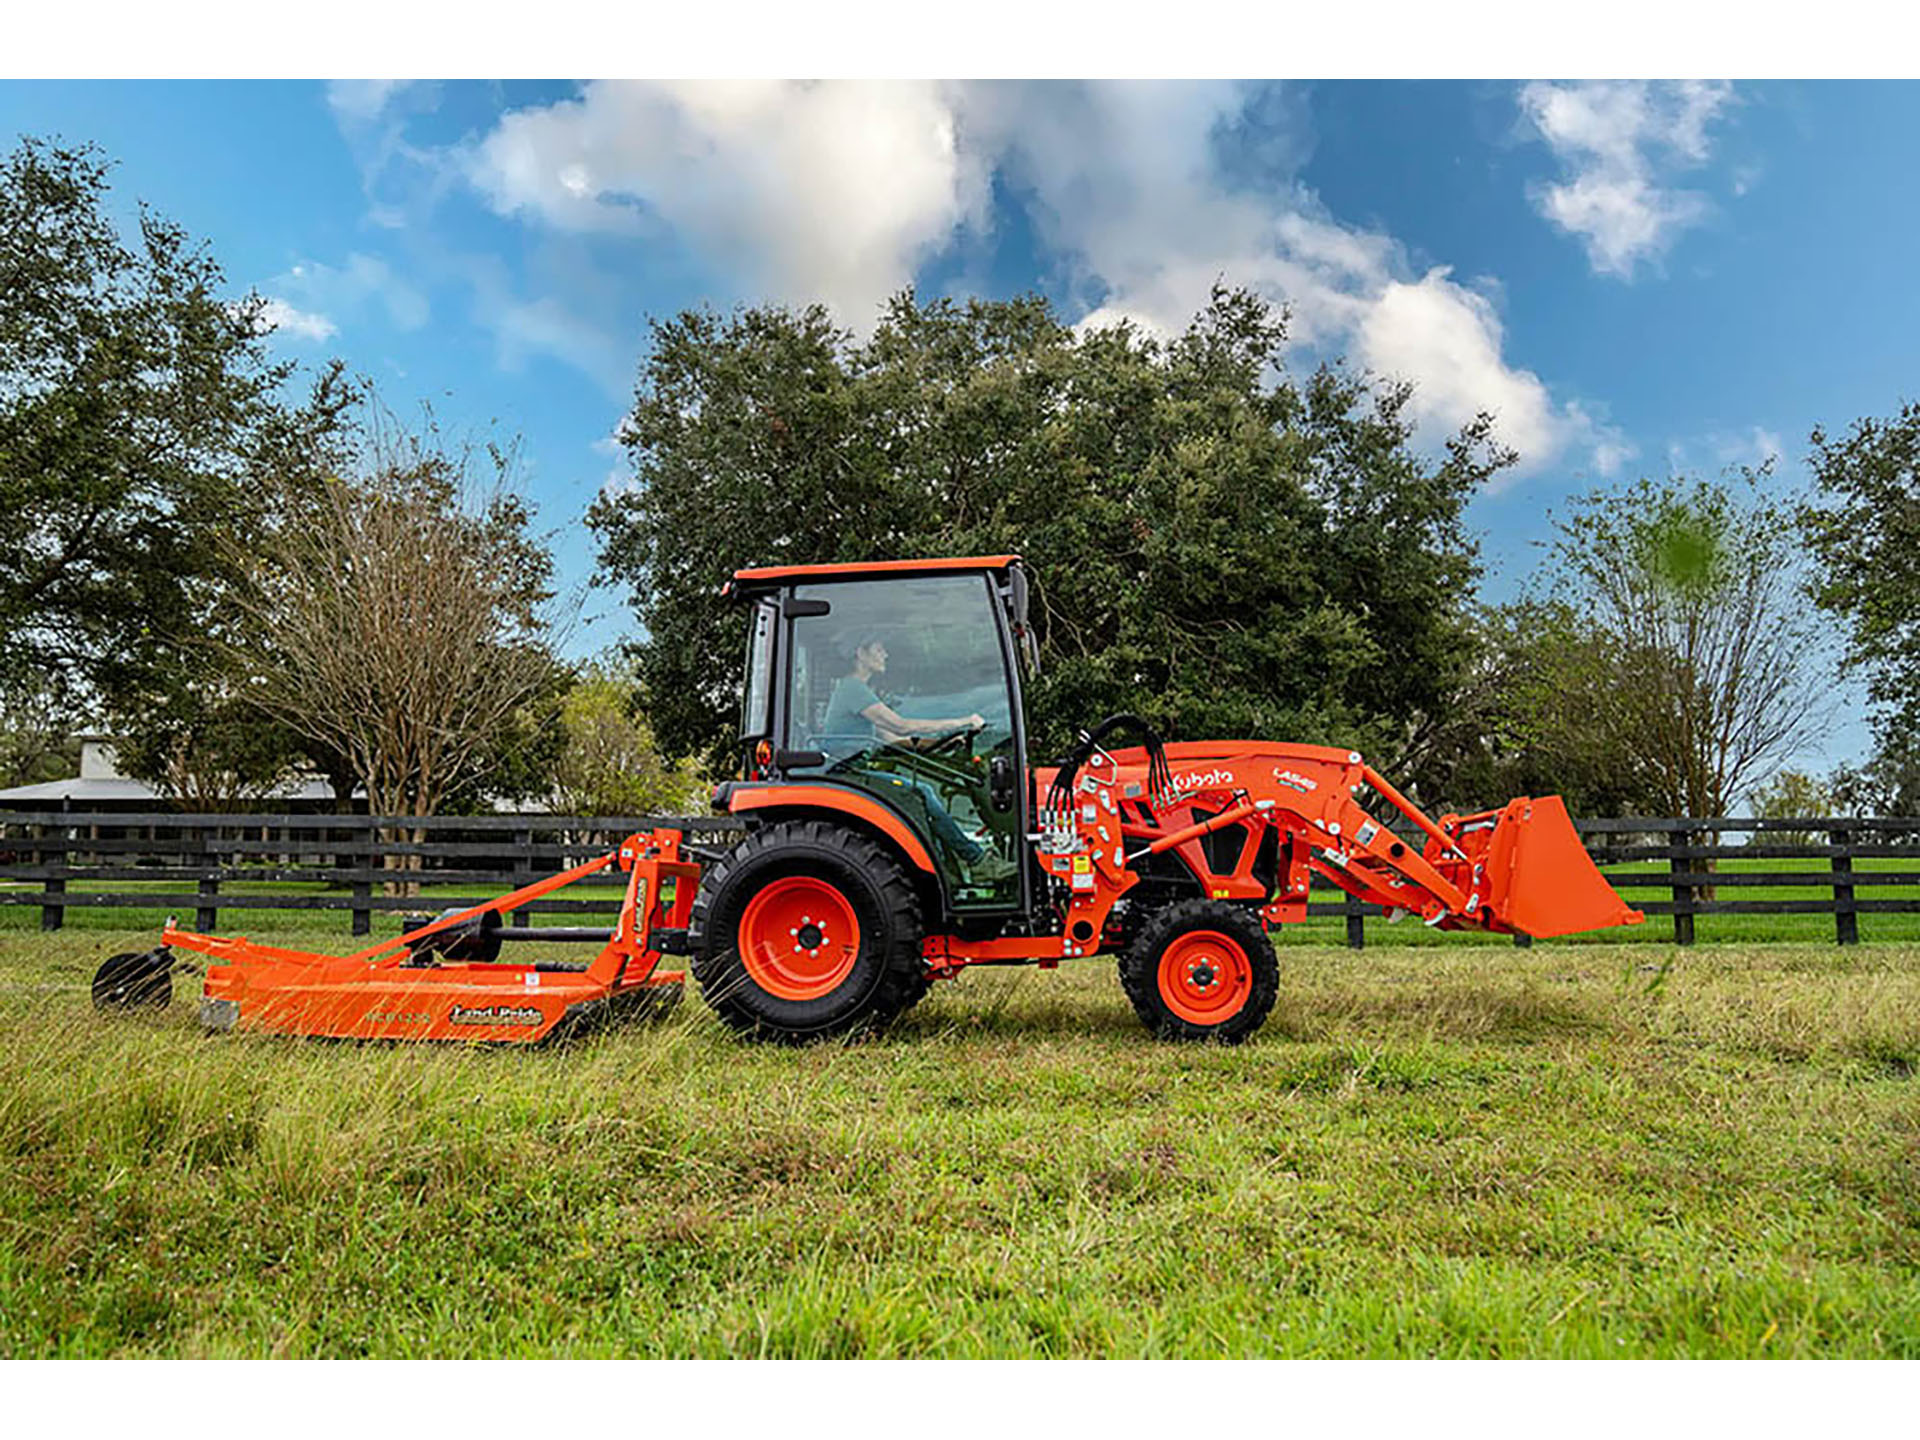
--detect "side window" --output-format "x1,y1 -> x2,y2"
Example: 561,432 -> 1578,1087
739,601 -> 775,738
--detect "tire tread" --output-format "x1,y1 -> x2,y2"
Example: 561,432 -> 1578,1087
1117,898 -> 1277,1044
690,819 -> 927,1042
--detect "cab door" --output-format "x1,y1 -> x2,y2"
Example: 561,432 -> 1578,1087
777,572 -> 1027,913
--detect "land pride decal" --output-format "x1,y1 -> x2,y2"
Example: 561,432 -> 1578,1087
449,1004 -> 545,1027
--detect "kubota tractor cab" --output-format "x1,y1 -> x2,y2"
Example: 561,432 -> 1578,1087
723,556 -> 1036,915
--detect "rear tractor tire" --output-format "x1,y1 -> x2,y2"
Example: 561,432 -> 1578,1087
690,820 -> 929,1043
1118,899 -> 1276,1044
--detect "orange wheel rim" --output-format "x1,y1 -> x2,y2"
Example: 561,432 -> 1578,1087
1158,930 -> 1252,1025
737,876 -> 862,1001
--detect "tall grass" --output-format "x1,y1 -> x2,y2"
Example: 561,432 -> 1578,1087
3,926 -> 1918,1356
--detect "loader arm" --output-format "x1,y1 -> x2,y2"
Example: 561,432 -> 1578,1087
1081,741 -> 1642,940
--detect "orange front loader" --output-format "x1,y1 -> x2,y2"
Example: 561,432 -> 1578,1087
95,555 -> 1640,1046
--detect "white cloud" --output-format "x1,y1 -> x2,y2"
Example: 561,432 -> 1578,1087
254,297 -> 336,343
283,252 -> 430,332
466,80 -> 991,325
326,80 -> 414,124
1589,429 -> 1638,479
1664,424 -> 1787,477
962,82 -> 1615,478
1710,425 -> 1785,470
446,80 -> 1622,477
1518,80 -> 1735,278
1355,272 -> 1561,465
489,293 -> 629,395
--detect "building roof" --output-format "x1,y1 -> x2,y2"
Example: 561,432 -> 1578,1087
0,734 -> 346,806
0,775 -> 340,805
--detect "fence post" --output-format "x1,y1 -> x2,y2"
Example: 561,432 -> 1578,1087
1669,824 -> 1694,946
196,822 -> 219,933
1831,826 -> 1858,946
38,816 -> 65,931
1345,895 -> 1366,950
512,825 -> 533,927
351,815 -> 373,937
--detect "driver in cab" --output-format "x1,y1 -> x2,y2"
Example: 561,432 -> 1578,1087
823,637 -> 1012,883
824,639 -> 984,749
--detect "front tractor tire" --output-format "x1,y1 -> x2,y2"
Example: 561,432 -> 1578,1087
1119,899 -> 1277,1044
690,819 -> 929,1043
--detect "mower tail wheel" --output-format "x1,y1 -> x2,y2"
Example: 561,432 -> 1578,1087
690,819 -> 928,1042
92,950 -> 174,1012
1118,899 -> 1276,1044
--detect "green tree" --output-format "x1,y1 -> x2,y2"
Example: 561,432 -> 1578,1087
1537,471 -> 1830,818
0,137 -> 350,727
0,670 -> 79,790
1749,769 -> 1833,847
1803,401 -> 1920,808
590,287 -> 1511,789
109,685 -> 311,811
223,411 -> 563,861
552,662 -> 708,816
1420,599 -> 1671,817
1829,732 -> 1920,819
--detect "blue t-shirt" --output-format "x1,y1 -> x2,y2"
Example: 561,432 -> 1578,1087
822,676 -> 883,753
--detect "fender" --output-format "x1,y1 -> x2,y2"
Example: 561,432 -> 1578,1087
724,782 -> 939,875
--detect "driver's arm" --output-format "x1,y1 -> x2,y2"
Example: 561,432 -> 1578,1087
859,700 -> 983,747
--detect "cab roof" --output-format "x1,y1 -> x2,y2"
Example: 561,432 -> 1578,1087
726,555 -> 1021,597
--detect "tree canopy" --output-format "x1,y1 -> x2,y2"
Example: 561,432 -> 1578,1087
0,137 -> 353,723
1804,400 -> 1920,805
1521,473 -> 1830,818
552,661 -> 709,817
1415,599 -> 1672,819
591,287 -> 1513,791
221,413 -> 564,824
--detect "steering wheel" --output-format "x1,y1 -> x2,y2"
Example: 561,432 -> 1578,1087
921,722 -> 980,757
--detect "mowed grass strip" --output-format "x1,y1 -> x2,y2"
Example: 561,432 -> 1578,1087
3,925 -> 1918,1357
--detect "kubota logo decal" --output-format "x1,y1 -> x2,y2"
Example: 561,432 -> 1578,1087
1174,768 -> 1236,791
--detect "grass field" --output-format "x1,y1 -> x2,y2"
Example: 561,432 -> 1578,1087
5,920 -> 1920,1358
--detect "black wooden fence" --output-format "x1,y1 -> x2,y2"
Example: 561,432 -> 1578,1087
0,810 -> 739,936
3,809 -> 1916,946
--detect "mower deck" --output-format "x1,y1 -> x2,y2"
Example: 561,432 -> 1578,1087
160,829 -> 697,1045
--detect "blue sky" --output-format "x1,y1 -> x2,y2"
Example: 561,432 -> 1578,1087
3,78 -> 1914,769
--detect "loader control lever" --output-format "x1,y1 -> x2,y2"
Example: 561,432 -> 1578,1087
989,754 -> 1016,811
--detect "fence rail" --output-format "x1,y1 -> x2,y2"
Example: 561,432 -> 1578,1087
0,810 -> 739,937
4,809 -> 1916,946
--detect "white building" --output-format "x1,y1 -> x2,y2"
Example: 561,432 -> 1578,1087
0,735 -> 341,810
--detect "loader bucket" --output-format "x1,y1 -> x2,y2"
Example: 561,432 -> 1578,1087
1443,796 -> 1644,939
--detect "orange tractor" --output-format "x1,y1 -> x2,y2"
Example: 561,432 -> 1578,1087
101,555 -> 1641,1045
